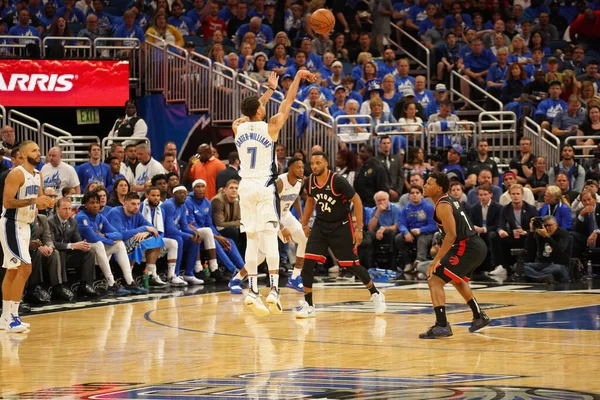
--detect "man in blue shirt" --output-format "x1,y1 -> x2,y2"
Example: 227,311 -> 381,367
76,192 -> 148,295
485,47 -> 509,107
395,185 -> 437,273
233,17 -> 273,49
160,186 -> 204,285
551,95 -> 587,144
91,0 -> 114,34
377,48 -> 398,79
168,1 -> 194,36
56,0 -> 86,24
108,192 -> 166,279
367,191 -> 401,270
8,9 -> 40,44
186,179 -> 244,279
536,81 -> 568,131
461,38 -> 496,105
114,10 -> 145,46
299,37 -> 324,72
78,143 -> 112,192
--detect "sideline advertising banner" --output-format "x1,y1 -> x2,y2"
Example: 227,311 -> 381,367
0,59 -> 130,107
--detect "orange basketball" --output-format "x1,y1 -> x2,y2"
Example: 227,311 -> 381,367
311,8 -> 335,35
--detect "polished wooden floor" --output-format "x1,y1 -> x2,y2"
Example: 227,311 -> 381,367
2,282 -> 600,399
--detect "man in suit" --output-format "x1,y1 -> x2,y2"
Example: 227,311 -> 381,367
48,197 -> 97,298
571,189 -> 600,258
375,135 -> 404,202
216,151 -> 240,192
491,184 -> 538,276
469,184 -> 501,273
164,141 -> 187,179
27,212 -> 73,303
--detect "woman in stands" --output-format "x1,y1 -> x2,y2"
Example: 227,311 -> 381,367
265,32 -> 292,57
561,70 -> 581,102
153,0 -> 170,16
248,52 -> 270,82
381,74 -> 402,111
525,156 -> 549,202
241,31 -> 257,52
326,32 -> 350,63
581,81 -> 600,108
355,60 -> 378,96
108,178 -> 130,207
501,63 -> 530,110
146,11 -> 183,47
239,42 -> 256,73
267,43 -> 293,75
508,35 -> 532,65
577,105 -> 600,156
403,146 -> 432,192
48,17 -> 72,41
538,185 -> 573,230
398,102 -> 424,132
529,31 -> 551,56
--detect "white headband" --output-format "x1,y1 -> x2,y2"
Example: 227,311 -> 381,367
172,185 -> 187,194
192,179 -> 207,188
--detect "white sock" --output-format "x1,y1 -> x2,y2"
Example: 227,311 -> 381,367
209,259 -> 218,272
147,263 -> 157,276
194,261 -> 203,273
11,301 -> 19,317
233,270 -> 243,280
168,263 -> 176,278
292,268 -> 301,279
106,275 -> 115,286
2,300 -> 10,319
270,273 -> 279,290
249,275 -> 258,293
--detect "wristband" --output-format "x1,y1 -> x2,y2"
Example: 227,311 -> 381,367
267,86 -> 276,91
355,228 -> 363,231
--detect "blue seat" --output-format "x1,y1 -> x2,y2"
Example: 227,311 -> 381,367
342,61 -> 353,76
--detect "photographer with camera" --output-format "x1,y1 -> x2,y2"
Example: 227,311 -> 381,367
523,215 -> 571,284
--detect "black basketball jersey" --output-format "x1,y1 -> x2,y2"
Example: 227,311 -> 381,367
307,171 -> 355,223
433,195 -> 477,241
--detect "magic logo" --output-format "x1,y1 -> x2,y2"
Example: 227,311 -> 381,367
15,368 -> 598,399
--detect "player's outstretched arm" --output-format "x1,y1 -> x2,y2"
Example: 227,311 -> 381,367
427,202 -> 456,276
268,70 -> 317,139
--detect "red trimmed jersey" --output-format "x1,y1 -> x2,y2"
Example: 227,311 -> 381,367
306,171 -> 355,223
433,194 -> 477,241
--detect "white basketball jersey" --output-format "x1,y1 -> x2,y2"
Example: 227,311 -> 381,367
278,173 -> 302,217
2,166 -> 40,224
235,121 -> 276,180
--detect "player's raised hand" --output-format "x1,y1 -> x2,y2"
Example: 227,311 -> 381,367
267,71 -> 279,89
297,70 -> 317,83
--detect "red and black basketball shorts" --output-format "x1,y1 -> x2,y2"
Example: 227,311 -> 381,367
304,217 -> 359,268
434,235 -> 487,283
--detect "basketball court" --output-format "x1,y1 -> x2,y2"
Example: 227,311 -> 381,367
2,279 -> 599,399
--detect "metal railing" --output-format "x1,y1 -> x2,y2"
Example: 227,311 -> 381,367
0,105 -> 5,127
101,136 -> 150,159
144,34 -> 166,94
187,52 -> 212,113
0,36 -> 42,58
165,44 -> 189,104
565,135 -> 600,159
523,117 -> 560,168
42,36 -> 92,59
40,123 -> 72,157
477,111 -> 517,167
211,62 -> 240,125
375,123 -> 425,155
306,108 -> 337,160
333,114 -> 374,140
7,110 -> 41,145
387,23 -> 430,85
57,135 -> 101,165
449,70 -> 503,113
94,37 -> 142,95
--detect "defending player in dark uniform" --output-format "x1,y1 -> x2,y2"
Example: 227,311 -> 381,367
421,171 -> 491,338
297,152 -> 386,318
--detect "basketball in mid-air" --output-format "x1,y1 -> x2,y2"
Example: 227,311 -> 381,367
311,8 -> 335,35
